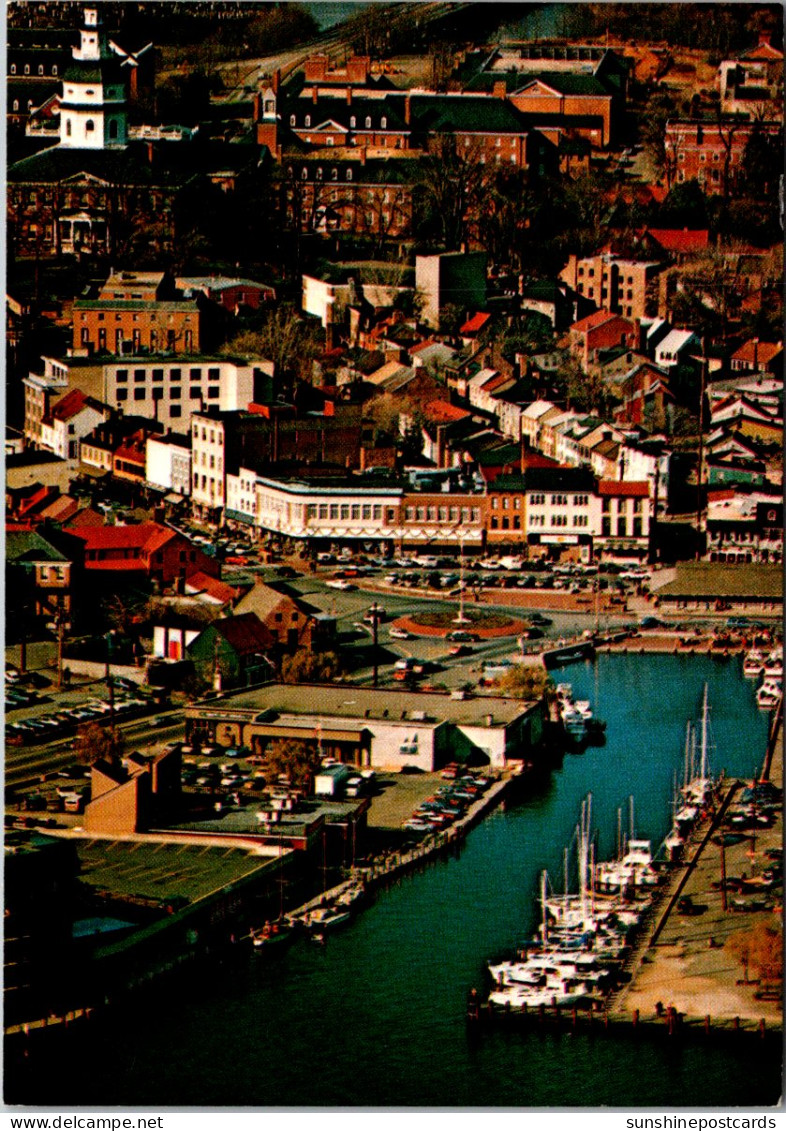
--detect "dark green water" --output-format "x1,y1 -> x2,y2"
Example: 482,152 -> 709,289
8,656 -> 782,1108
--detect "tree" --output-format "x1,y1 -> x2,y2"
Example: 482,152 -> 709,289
222,307 -> 321,384
364,392 -> 402,446
74,722 -> 125,768
281,649 -> 344,685
498,664 -> 553,701
265,738 -> 322,791
726,922 -> 784,985
416,135 -> 491,250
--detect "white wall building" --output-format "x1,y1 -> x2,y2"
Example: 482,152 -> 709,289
146,432 -> 192,495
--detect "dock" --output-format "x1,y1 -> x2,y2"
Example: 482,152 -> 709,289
607,706 -> 783,1035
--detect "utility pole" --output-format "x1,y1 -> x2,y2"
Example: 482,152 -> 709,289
56,602 -> 66,691
370,602 -> 381,688
695,335 -> 707,560
648,462 -> 661,566
106,632 -> 115,730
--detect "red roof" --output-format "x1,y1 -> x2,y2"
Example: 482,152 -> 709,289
184,571 -> 242,606
460,312 -> 492,335
65,507 -> 105,528
70,523 -> 176,553
424,399 -> 470,424
570,309 -> 616,334
408,339 -> 437,356
598,480 -> 650,497
730,339 -> 782,365
644,228 -> 709,254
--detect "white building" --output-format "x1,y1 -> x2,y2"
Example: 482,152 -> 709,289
146,432 -> 192,496
25,354 -> 271,438
38,388 -> 108,460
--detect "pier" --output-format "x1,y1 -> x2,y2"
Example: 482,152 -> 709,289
607,711 -> 783,1034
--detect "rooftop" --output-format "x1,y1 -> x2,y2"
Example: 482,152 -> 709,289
190,682 -> 536,728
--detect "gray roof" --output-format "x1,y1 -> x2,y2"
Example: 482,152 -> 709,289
190,682 -> 536,728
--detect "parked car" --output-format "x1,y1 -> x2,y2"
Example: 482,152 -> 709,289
446,630 -> 479,643
389,626 -> 412,640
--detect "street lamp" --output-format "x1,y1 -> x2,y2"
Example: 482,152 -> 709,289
452,529 -> 471,625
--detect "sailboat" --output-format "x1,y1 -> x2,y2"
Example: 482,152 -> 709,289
681,684 -> 716,807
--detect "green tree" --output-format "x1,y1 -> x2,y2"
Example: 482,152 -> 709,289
265,738 -> 323,791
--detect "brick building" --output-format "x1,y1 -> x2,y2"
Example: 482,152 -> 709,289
664,118 -> 782,194
69,522 -> 219,586
560,253 -> 661,321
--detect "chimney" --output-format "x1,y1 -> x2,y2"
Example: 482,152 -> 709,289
360,148 -> 367,165
147,141 -> 154,165
312,86 -> 318,104
272,69 -> 280,95
253,92 -> 261,123
404,94 -> 411,125
758,32 -> 771,47
346,86 -> 352,105
492,80 -> 506,99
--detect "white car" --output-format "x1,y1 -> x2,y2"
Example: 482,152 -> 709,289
389,626 -> 412,640
325,578 -> 355,590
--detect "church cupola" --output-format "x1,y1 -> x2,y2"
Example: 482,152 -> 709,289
60,5 -> 128,149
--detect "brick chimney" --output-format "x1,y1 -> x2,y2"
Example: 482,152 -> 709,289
346,86 -> 352,104
404,95 -> 411,125
272,69 -> 280,95
492,81 -> 507,99
312,86 -> 319,104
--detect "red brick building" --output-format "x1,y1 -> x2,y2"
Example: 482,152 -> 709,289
70,523 -> 219,586
664,118 -> 781,194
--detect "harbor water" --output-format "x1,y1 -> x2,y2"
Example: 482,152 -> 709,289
7,655 -> 782,1108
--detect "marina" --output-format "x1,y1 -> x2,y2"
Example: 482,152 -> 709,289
6,653 -> 782,1108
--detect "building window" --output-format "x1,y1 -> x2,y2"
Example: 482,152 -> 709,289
190,386 -> 201,399
305,115 -> 311,127
117,388 -> 128,401
152,368 -> 164,382
116,370 -> 128,383
24,64 -> 30,75
134,369 -> 145,382
170,368 -> 181,380
52,65 -> 58,76
290,115 -> 296,126
208,367 -> 219,380
170,406 -> 182,418
365,116 -> 371,128
85,119 -> 95,132
207,386 -> 219,399
170,387 -> 181,400
10,64 -> 15,74
134,388 -> 145,401
152,388 -> 164,401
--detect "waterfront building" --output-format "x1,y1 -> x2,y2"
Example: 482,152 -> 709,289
185,683 -> 545,773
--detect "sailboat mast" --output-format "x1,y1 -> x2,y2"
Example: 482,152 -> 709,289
684,721 -> 692,788
700,683 -> 709,781
617,807 -> 622,860
629,795 -> 635,842
541,870 -> 549,947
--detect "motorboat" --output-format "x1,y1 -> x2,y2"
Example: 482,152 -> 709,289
251,918 -> 298,950
305,906 -> 352,931
743,649 -> 766,679
757,678 -> 782,710
594,839 -> 659,893
488,976 -> 591,1011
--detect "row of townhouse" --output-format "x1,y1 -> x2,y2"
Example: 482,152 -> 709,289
191,462 -> 652,562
